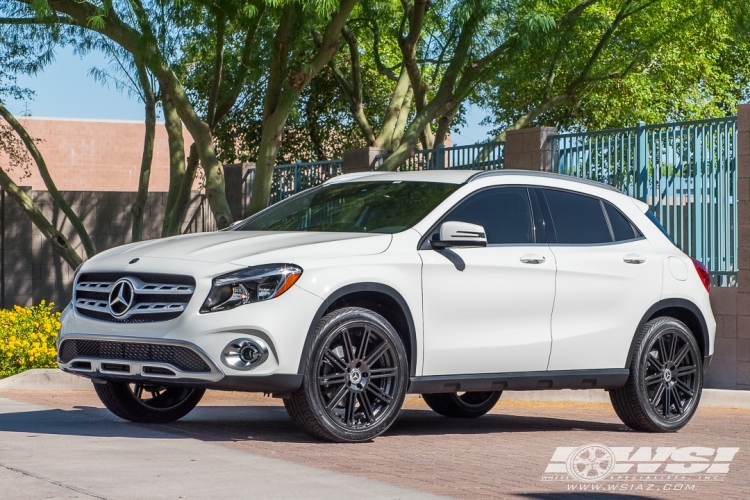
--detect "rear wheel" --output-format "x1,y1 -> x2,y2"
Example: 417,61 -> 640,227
94,381 -> 205,423
610,317 -> 702,432
422,391 -> 502,418
285,307 -> 409,442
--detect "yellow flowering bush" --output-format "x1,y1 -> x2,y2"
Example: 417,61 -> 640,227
0,301 -> 60,377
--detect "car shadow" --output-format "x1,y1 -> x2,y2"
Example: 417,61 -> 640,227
0,402 -> 628,443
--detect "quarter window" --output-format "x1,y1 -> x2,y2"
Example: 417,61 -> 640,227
440,187 -> 534,244
604,202 -> 642,241
542,189 -> 612,244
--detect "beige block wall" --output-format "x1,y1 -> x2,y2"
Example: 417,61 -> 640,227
0,117 -> 195,192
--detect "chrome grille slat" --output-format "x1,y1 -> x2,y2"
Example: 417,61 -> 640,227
74,272 -> 195,323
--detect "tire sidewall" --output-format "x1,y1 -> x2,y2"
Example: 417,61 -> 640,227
302,308 -> 409,442
633,318 -> 703,431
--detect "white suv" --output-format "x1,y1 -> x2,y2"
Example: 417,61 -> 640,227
59,170 -> 715,442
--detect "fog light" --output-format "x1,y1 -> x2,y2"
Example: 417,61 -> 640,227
222,338 -> 269,371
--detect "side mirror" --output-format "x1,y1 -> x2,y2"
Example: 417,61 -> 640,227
431,221 -> 488,249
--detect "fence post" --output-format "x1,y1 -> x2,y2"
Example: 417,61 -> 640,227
504,126 -> 557,171
436,144 -> 445,169
635,121 -> 648,202
294,160 -> 302,195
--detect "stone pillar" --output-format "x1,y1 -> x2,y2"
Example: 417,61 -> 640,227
342,147 -> 388,174
735,103 -> 750,388
706,104 -> 750,390
224,162 -> 255,221
504,126 -> 557,171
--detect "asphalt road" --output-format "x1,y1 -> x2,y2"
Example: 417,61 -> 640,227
0,390 -> 748,499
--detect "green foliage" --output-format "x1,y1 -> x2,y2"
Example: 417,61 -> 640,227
472,0 -> 750,136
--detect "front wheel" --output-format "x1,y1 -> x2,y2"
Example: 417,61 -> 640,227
94,381 -> 205,423
422,391 -> 502,418
610,317 -> 703,432
285,307 -> 409,442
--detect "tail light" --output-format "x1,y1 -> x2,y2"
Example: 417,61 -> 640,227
691,258 -> 711,292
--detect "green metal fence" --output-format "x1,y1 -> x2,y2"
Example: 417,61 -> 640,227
374,142 -> 505,171
549,117 -> 738,286
240,159 -> 343,214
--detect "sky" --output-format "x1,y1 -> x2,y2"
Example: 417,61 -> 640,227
6,46 -> 496,145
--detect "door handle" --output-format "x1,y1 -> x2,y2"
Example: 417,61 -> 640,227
520,254 -> 546,264
623,253 -> 646,264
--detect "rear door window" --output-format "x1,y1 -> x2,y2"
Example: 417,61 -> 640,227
541,189 -> 612,244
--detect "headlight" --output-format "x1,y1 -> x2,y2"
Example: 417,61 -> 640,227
200,264 -> 303,313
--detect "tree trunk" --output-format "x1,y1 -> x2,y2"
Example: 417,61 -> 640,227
161,93 -> 187,237
173,143 -> 201,233
131,64 -> 156,242
156,73 -> 233,230
374,68 -> 412,148
391,87 -> 413,151
0,102 -> 96,258
248,107 -> 290,215
0,166 -> 83,268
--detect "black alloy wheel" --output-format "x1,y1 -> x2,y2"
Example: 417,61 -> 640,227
94,380 -> 205,423
610,317 -> 702,432
285,307 -> 409,442
423,391 -> 502,418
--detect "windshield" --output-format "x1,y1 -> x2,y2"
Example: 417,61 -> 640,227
236,181 -> 459,233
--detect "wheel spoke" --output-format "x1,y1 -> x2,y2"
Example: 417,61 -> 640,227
668,332 -> 678,361
671,387 -> 684,414
358,392 -> 375,423
326,384 -> 349,411
648,352 -> 664,370
676,365 -> 697,377
364,342 -> 389,366
319,373 -> 347,386
644,372 -> 663,386
651,381 -> 666,407
359,328 -> 372,360
324,349 -> 348,372
365,382 -> 393,404
369,367 -> 398,380
675,379 -> 694,398
673,344 -> 690,367
133,385 -> 143,399
341,328 -> 355,363
657,336 -> 669,363
663,383 -> 672,417
345,392 -> 356,425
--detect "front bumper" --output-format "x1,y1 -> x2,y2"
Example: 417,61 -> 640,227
58,283 -> 323,392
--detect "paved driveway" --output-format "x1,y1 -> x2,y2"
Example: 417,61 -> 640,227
0,390 -> 748,499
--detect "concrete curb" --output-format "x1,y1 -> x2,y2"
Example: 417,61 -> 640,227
1,370 -> 749,409
0,369 -> 92,391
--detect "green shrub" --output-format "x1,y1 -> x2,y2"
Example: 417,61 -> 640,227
0,301 -> 60,377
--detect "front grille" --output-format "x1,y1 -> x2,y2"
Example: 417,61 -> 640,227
59,339 -> 211,373
74,272 -> 196,323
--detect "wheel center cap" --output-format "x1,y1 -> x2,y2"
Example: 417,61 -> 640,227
349,368 -> 363,385
663,368 -> 672,382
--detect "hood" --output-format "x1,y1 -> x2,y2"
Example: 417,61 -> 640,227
89,231 -> 393,265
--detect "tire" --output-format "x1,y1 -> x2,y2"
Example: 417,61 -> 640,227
285,307 -> 409,442
422,391 -> 502,418
610,317 -> 703,432
94,381 -> 205,424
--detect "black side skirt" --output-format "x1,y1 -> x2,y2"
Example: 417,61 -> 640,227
408,369 -> 630,394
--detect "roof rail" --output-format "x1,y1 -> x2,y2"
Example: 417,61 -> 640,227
467,169 -> 620,193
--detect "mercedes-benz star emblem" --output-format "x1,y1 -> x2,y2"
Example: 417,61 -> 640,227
108,279 -> 135,317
